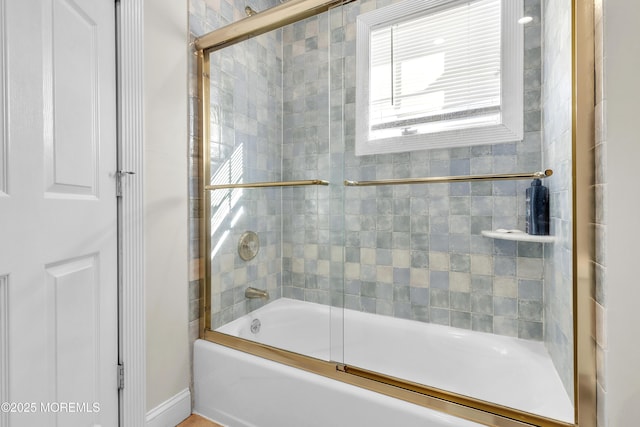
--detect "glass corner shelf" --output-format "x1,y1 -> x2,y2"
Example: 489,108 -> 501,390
481,230 -> 556,243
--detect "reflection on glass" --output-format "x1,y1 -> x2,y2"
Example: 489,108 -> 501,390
206,12 -> 341,363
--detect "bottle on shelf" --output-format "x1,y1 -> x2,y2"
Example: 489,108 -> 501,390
525,179 -> 549,236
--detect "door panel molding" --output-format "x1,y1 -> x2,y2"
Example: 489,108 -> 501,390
43,0 -> 99,198
45,254 -> 100,426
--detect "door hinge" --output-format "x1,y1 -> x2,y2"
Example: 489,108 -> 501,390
117,363 -> 125,390
116,171 -> 135,197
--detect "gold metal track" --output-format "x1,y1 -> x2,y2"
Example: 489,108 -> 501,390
573,0 -> 597,425
198,48 -> 211,339
195,0 -> 353,52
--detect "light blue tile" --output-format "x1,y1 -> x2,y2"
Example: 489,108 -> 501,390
519,279 -> 543,301
430,271 -> 449,290
393,268 -> 410,285
410,287 -> 429,306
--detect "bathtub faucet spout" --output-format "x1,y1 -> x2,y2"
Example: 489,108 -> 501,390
245,287 -> 269,299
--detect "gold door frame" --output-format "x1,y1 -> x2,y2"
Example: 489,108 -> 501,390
196,1 -> 596,426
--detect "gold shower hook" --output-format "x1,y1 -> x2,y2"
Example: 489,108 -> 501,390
245,6 -> 258,16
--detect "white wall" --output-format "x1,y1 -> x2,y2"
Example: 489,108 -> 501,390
601,0 -> 640,424
143,0 -> 190,415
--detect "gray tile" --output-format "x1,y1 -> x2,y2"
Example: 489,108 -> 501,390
411,305 -> 430,322
472,314 -> 493,333
430,308 -> 450,326
450,253 -> 470,272
493,317 -> 518,337
393,301 -> 412,319
518,320 -> 543,340
361,281 -> 377,298
361,296 -> 376,313
471,275 -> 493,295
376,299 -> 393,316
471,294 -> 493,315
450,292 -> 471,311
494,256 -> 516,276
411,251 -> 429,268
376,282 -> 393,300
451,311 -> 471,330
393,285 -> 410,302
519,300 -> 543,321
430,289 -> 450,308
494,297 -> 517,317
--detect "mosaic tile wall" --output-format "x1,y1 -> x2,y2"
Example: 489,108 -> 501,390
189,0 -> 575,349
541,0 -> 574,401
280,11 -> 345,307
281,0 -> 550,340
190,0 -> 284,331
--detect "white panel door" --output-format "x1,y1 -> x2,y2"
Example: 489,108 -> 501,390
0,0 -> 118,426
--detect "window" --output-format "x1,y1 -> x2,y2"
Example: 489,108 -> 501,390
355,0 -> 523,156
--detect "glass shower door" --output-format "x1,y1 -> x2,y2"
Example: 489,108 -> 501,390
198,0 -> 574,425
334,0 -> 576,424
203,8 -> 345,365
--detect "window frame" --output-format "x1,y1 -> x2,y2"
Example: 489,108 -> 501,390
355,0 -> 524,156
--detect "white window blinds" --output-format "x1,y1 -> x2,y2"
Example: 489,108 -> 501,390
368,0 -> 502,140
356,0 -> 523,155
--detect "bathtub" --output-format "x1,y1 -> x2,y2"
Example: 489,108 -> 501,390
194,298 -> 574,426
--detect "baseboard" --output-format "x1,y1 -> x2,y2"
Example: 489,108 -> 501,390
146,388 -> 191,427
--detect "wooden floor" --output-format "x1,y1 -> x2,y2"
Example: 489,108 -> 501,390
177,414 -> 224,427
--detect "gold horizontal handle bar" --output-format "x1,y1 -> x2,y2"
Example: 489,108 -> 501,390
344,169 -> 553,187
206,179 -> 329,191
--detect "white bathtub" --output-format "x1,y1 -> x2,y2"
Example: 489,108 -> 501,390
194,298 -> 573,426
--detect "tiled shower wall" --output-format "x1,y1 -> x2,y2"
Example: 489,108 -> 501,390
280,12 -> 344,306
282,0 -> 550,340
189,0 -> 284,331
189,0 -> 575,352
542,0 -> 574,401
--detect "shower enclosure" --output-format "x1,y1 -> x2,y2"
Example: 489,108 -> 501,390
193,0 -> 595,425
